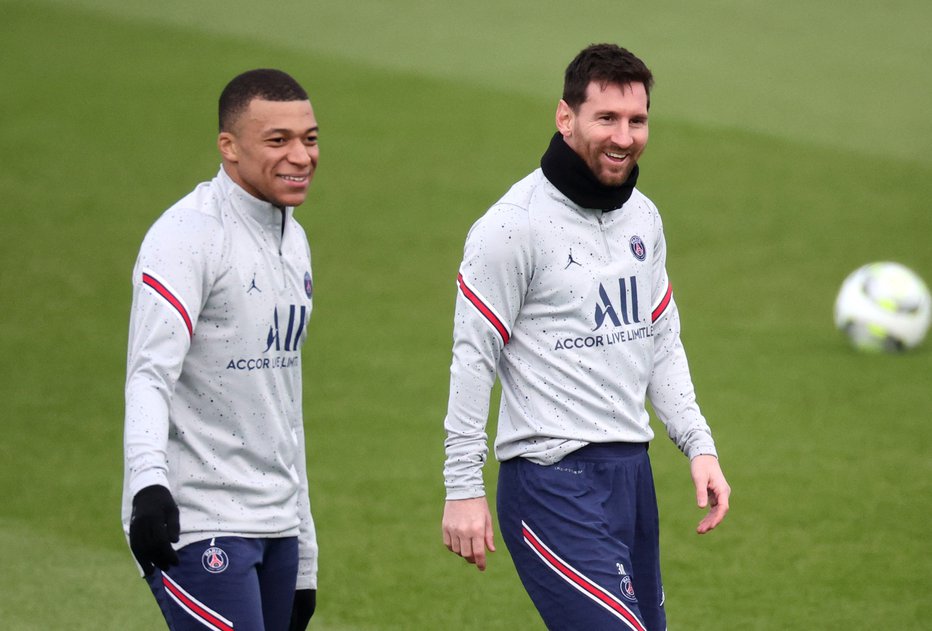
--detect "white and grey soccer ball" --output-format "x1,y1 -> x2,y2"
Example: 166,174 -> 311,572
834,262 -> 931,352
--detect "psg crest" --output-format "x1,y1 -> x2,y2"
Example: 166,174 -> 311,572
629,236 -> 647,261
202,545 -> 229,574
304,271 -> 313,299
620,575 -> 638,602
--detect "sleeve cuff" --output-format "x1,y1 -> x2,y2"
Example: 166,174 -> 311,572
128,469 -> 170,497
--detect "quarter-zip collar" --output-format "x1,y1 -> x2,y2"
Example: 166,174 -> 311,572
216,165 -> 292,237
540,132 -> 639,211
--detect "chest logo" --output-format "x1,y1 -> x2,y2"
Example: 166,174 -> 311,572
247,274 -> 262,294
629,235 -> 647,261
265,305 -> 308,352
564,249 -> 582,269
594,276 -> 642,330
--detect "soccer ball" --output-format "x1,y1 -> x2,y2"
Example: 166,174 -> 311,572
834,262 -> 931,352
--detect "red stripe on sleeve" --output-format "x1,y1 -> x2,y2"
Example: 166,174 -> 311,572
457,273 -> 510,345
142,273 -> 194,338
651,282 -> 673,323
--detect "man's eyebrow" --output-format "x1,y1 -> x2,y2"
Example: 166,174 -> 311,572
264,126 -> 320,135
593,109 -> 648,119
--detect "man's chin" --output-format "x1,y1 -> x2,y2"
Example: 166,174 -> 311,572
597,173 -> 631,187
270,194 -> 308,208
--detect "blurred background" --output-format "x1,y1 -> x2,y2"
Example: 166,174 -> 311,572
1,1 -> 929,628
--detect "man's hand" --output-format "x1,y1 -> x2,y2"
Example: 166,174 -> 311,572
690,455 -> 731,534
442,497 -> 496,571
129,485 -> 180,575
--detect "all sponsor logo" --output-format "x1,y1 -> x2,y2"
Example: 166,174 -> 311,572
226,305 -> 307,371
594,276 -> 642,330
265,305 -> 307,352
553,276 -> 652,351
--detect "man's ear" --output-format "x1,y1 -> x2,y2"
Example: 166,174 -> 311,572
217,132 -> 238,162
555,99 -> 574,138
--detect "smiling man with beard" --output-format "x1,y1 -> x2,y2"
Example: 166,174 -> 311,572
441,44 -> 730,630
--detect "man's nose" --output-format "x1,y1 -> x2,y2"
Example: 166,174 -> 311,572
611,123 -> 633,148
289,140 -> 313,165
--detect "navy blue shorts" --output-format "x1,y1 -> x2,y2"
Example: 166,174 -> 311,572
497,443 -> 665,631
145,536 -> 298,631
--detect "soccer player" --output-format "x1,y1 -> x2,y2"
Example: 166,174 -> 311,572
122,69 -> 320,631
441,44 -> 731,630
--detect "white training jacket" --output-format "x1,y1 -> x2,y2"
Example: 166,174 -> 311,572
443,169 -> 717,500
122,166 -> 318,589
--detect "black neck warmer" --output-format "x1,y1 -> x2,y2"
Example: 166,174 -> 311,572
540,132 -> 639,211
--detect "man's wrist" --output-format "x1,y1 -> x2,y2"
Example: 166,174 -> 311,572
445,489 -> 486,502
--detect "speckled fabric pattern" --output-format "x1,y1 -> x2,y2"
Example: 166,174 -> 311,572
443,165 -> 716,500
122,167 -> 317,589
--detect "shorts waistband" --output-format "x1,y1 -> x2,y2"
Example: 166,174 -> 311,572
562,442 -> 648,461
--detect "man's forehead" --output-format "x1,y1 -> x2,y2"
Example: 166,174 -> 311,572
582,81 -> 649,110
585,80 -> 647,99
240,98 -> 316,130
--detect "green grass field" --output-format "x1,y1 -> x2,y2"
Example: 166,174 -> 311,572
1,1 -> 930,628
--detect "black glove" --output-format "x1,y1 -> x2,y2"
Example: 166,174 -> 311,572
129,484 -> 180,576
289,589 -> 316,630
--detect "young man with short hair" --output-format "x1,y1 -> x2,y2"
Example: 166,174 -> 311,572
123,68 -> 320,631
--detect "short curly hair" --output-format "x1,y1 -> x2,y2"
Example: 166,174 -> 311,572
218,68 -> 309,132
